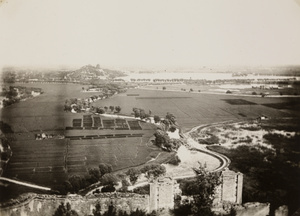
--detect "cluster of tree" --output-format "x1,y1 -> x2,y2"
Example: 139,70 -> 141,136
132,108 -> 151,119
95,105 -> 121,114
64,97 -> 121,114
152,113 -> 181,152
153,130 -> 181,152
54,201 -> 157,216
125,164 -> 166,185
1,86 -> 43,107
62,163 -> 116,194
53,202 -> 79,216
208,130 -> 300,215
173,166 -> 223,216
2,71 -> 16,83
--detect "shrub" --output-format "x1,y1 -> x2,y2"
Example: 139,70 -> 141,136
167,155 -> 181,165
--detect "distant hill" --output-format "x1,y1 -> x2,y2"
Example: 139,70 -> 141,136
66,64 -> 126,80
1,64 -> 127,83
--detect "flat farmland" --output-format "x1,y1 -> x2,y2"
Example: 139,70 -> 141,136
4,138 -> 68,186
1,82 -> 299,194
94,88 -> 298,132
0,83 -> 97,132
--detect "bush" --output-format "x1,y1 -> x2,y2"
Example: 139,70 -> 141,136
126,168 -> 141,184
167,155 -> 181,165
226,90 -> 232,94
101,184 -> 115,192
133,185 -> 150,194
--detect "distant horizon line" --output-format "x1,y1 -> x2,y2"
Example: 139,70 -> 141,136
1,63 -> 300,72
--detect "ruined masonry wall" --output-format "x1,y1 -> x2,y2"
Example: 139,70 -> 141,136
0,193 -> 149,216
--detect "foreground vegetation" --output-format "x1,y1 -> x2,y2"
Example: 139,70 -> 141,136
207,118 -> 300,215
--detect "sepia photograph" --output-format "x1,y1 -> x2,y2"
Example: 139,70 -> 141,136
0,0 -> 300,215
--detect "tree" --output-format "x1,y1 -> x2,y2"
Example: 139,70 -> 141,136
53,202 -> 79,216
104,106 -> 108,112
165,112 -> 176,125
2,71 -> 16,83
96,107 -> 105,114
101,173 -> 119,186
162,86 -> 166,90
99,163 -> 113,176
126,168 -> 141,184
103,202 -> 117,216
141,164 -> 166,179
115,106 -> 121,113
68,175 -> 86,192
109,105 -> 115,112
154,129 -> 171,149
134,109 -> 140,118
140,109 -> 146,119
92,203 -> 102,216
119,179 -> 130,192
167,155 -> 181,166
191,166 -> 221,215
153,115 -> 160,123
88,168 -> 101,183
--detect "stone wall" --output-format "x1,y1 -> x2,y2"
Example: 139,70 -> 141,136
0,193 -> 149,216
235,202 -> 270,216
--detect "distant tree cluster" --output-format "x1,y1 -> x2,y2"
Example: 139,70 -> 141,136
132,108 -> 151,119
89,202 -> 156,216
2,71 -> 16,83
1,86 -> 43,107
61,163 -> 116,194
125,164 -> 166,185
64,96 -> 121,114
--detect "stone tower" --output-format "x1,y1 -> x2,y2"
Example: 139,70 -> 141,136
214,169 -> 243,205
149,176 -> 179,212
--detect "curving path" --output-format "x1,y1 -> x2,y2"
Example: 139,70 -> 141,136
127,121 -> 232,191
0,177 -> 51,191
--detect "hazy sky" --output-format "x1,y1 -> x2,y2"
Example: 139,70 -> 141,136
0,0 -> 300,69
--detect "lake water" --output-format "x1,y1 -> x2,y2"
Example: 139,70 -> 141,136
123,72 -> 300,81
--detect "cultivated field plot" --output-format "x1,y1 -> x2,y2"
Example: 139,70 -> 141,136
83,115 -> 93,128
115,119 -> 129,129
4,138 -> 68,186
222,99 -> 257,105
72,119 -> 82,127
66,121 -> 156,172
102,119 -> 116,129
93,116 -> 102,127
127,120 -> 142,130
